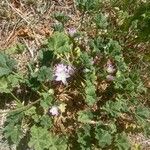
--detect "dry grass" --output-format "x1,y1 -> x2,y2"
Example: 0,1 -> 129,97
0,0 -> 82,74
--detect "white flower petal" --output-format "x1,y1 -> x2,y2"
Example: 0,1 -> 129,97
49,106 -> 59,116
54,63 -> 74,84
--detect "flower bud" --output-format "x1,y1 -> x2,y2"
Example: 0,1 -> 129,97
106,75 -> 115,81
49,106 -> 59,116
106,64 -> 116,74
68,27 -> 77,37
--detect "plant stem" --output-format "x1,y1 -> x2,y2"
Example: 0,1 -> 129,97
10,92 -> 21,103
0,99 -> 41,115
41,83 -> 49,92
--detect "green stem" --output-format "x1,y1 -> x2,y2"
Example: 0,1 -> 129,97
41,83 -> 49,92
10,92 -> 21,103
27,63 -> 34,74
0,99 -> 41,115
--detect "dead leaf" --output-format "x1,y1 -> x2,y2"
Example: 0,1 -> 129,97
59,103 -> 67,113
11,0 -> 21,8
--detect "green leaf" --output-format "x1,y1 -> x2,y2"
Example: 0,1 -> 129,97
136,106 -> 150,119
24,106 -> 41,123
4,124 -> 23,144
40,92 -> 53,110
36,66 -> 53,82
49,135 -> 67,150
85,95 -> 96,106
7,73 -> 24,88
77,110 -> 93,123
77,124 -> 92,150
5,43 -> 25,54
25,106 -> 36,116
89,36 -> 106,53
47,32 -> 71,55
28,126 -> 67,150
38,49 -> 53,66
76,0 -> 100,12
114,133 -> 130,150
40,115 -> 52,129
80,52 -> 93,68
117,10 -> 129,26
102,97 -> 128,117
93,13 -> 108,29
124,3 -> 150,41
107,39 -> 122,57
84,67 -> 97,106
143,122 -> 150,138
135,106 -> 150,125
0,73 -> 24,93
0,52 -> 16,77
28,126 -> 51,150
53,12 -> 70,24
0,77 -> 9,93
53,22 -> 64,32
4,111 -> 24,145
95,128 -> 112,148
85,85 -> 96,96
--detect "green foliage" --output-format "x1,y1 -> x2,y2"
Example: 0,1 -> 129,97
80,52 -> 97,106
33,66 -> 53,82
0,73 -> 23,93
95,127 -> 112,148
136,106 -> 150,119
40,92 -> 53,110
135,105 -> 150,132
53,12 -> 70,24
89,36 -> 106,53
40,115 -> 52,129
77,124 -> 92,150
103,100 -> 126,117
124,2 -> 150,41
1,1 -> 150,149
93,13 -> 108,29
28,126 -> 50,150
47,32 -> 71,55
25,106 -> 41,123
0,52 -> 16,77
7,74 -> 24,88
53,23 -> 64,32
106,39 -> 122,57
5,43 -> 25,54
114,133 -> 131,150
28,125 -> 67,150
38,49 -> 54,66
75,0 -> 101,12
4,111 -> 24,145
85,80 -> 97,106
77,110 -> 93,123
0,77 -> 10,93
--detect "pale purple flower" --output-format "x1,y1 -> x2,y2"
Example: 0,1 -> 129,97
68,27 -> 77,37
54,64 -> 74,84
106,64 -> 116,74
49,106 -> 59,116
67,65 -> 74,75
106,75 -> 115,81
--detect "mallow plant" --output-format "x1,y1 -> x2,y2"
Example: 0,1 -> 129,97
0,0 -> 150,149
